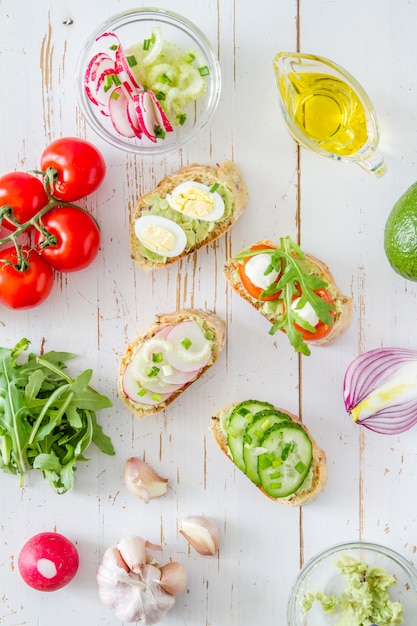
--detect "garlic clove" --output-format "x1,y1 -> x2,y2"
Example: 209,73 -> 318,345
124,457 -> 169,503
117,536 -> 153,575
179,515 -> 220,557
158,561 -> 188,596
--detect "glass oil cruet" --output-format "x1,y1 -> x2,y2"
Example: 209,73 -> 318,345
273,52 -> 386,177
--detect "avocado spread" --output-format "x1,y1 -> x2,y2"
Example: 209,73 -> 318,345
302,554 -> 404,626
138,183 -> 233,263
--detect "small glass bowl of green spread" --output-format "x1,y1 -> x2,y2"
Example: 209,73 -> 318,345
288,542 -> 417,626
75,8 -> 221,155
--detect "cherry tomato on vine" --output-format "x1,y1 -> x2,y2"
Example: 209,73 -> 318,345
293,288 -> 335,341
0,172 -> 49,232
34,207 -> 101,272
0,246 -> 54,309
238,244 -> 281,301
40,137 -> 106,202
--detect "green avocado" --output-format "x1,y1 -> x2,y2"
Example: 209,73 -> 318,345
384,180 -> 417,281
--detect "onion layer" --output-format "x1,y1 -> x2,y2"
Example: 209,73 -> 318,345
343,347 -> 417,434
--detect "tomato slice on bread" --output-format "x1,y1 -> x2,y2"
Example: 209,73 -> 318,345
293,288 -> 334,341
238,244 -> 281,301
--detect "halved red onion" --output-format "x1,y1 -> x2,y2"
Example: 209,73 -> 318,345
343,347 -> 417,434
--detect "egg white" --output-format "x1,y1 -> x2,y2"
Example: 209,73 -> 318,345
166,181 -> 225,221
134,215 -> 187,258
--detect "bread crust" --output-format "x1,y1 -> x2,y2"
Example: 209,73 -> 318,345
210,401 -> 327,506
118,309 -> 226,418
223,239 -> 352,347
130,160 -> 248,271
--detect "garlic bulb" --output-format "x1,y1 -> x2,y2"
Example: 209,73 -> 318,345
124,457 -> 168,503
179,516 -> 220,557
97,536 -> 187,624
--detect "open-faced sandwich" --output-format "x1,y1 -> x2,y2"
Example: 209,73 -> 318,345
211,399 -> 327,506
223,236 -> 352,355
130,160 -> 248,271
119,309 -> 226,418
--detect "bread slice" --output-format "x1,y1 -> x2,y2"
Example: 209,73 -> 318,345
223,239 -> 352,348
130,160 -> 248,271
118,309 -> 226,419
210,401 -> 327,506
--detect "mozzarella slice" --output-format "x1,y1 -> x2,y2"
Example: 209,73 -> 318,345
166,181 -> 225,221
134,215 -> 187,257
244,254 -> 279,289
291,297 -> 319,327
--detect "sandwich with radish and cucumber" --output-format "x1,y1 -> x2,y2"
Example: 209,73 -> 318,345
119,309 -> 226,418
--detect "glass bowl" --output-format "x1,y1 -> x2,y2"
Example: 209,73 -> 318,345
288,541 -> 417,626
75,8 -> 221,155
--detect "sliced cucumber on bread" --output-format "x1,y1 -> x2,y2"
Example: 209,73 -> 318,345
211,400 -> 327,506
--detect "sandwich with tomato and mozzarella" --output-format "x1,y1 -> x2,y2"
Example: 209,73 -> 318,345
223,237 -> 352,355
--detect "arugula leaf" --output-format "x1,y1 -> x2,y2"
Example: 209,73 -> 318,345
236,236 -> 334,356
0,339 -> 115,493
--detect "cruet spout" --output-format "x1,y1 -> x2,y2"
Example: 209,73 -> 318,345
273,52 -> 386,177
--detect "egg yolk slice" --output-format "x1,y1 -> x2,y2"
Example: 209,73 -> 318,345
134,215 -> 187,257
166,181 -> 225,221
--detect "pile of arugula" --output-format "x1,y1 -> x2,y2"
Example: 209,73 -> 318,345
0,338 -> 115,493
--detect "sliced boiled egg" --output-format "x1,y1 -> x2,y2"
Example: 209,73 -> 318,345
166,181 -> 225,221
244,254 -> 279,289
134,215 -> 187,258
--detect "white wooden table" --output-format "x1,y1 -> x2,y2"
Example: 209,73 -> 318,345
1,1 -> 417,624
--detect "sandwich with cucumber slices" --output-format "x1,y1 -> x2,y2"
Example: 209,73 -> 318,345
211,399 -> 327,505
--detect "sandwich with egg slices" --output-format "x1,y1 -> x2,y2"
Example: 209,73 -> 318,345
210,399 -> 327,506
118,309 -> 226,418
130,161 -> 248,270
223,237 -> 352,356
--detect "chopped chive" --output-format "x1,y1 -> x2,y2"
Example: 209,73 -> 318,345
209,183 -> 219,193
138,387 -> 147,397
177,113 -> 187,125
270,471 -> 281,479
151,392 -> 162,402
112,74 -> 121,86
154,125 -> 165,139
152,352 -> 163,363
271,482 -> 282,490
126,54 -> 137,67
143,38 -> 151,50
145,365 -> 160,377
185,52 -> 196,63
110,91 -> 120,100
204,330 -> 214,340
181,337 -> 192,350
261,419 -> 271,431
159,73 -> 172,84
254,429 -> 264,439
237,407 -> 251,417
109,44 -> 118,51
272,457 -> 283,468
155,90 -> 166,101
295,461 -> 307,474
281,442 -> 294,460
198,65 -> 210,76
